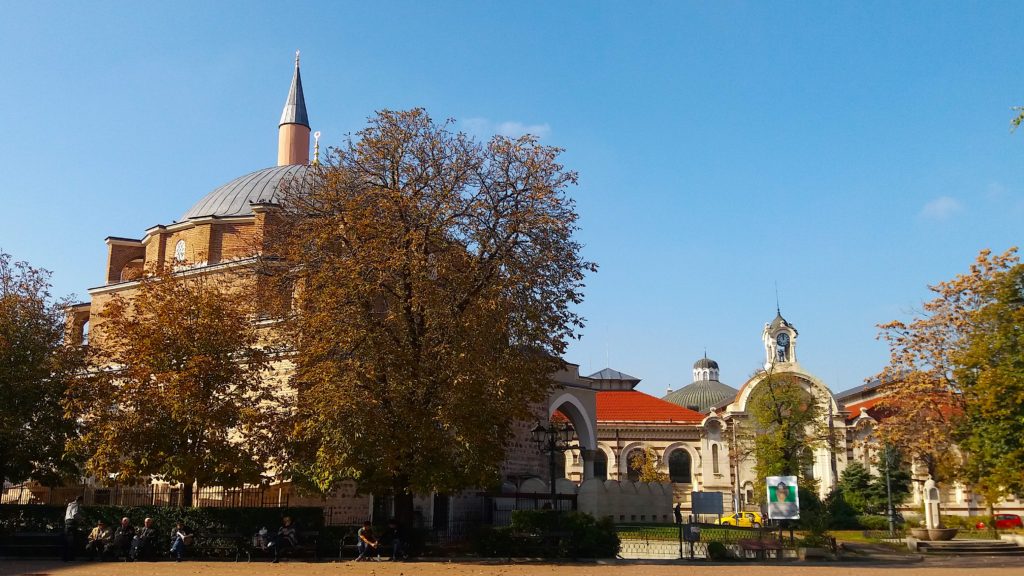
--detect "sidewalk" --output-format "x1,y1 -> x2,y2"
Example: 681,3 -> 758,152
2,556 -> 1019,576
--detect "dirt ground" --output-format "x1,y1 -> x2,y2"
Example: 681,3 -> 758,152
2,558 -> 1021,576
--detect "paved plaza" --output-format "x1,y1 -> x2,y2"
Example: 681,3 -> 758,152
2,558 -> 1021,576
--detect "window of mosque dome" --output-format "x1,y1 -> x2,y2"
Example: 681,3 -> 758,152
174,240 -> 186,262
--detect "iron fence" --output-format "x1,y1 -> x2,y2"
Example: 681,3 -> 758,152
1,483 -> 290,508
616,522 -> 797,560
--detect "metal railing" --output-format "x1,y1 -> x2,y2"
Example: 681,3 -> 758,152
617,522 -> 797,560
1,483 -> 290,508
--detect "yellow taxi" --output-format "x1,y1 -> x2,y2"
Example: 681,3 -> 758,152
715,511 -> 764,527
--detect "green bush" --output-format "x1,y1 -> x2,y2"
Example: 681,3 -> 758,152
1,504 -> 324,552
940,515 -> 991,529
855,515 -> 892,530
472,510 -> 619,558
706,541 -> 731,560
0,505 -> 64,534
826,491 -> 860,529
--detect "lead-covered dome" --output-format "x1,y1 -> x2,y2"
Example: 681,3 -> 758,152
693,357 -> 719,370
181,164 -> 312,220
663,380 -> 738,413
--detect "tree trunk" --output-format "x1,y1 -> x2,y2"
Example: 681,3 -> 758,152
182,481 -> 194,508
988,500 -> 996,537
393,477 -> 415,528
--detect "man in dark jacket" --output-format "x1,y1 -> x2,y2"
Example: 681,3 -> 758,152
105,517 -> 134,560
130,517 -> 158,561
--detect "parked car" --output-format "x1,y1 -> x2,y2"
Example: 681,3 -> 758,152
716,511 -> 764,528
976,514 -> 1023,530
994,514 -> 1023,530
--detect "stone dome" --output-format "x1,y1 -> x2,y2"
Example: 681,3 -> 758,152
181,164 -> 312,220
663,379 -> 738,413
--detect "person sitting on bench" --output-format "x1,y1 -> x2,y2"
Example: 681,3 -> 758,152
84,520 -> 113,560
169,521 -> 193,562
105,517 -> 134,560
130,518 -> 158,561
382,518 -> 407,561
355,521 -> 378,561
268,515 -> 298,563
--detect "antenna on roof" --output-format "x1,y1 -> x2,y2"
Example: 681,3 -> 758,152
775,281 -> 781,315
295,50 -> 300,66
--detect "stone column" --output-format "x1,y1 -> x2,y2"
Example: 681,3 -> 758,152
581,449 -> 597,480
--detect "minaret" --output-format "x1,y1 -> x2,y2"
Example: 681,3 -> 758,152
278,51 -> 310,166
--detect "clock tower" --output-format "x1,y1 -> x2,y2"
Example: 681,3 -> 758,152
763,310 -> 798,369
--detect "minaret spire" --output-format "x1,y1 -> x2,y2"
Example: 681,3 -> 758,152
277,51 -> 311,166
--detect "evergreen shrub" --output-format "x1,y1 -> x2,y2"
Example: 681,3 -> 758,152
472,510 -> 619,558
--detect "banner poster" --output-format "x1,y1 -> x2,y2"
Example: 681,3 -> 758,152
766,475 -> 800,520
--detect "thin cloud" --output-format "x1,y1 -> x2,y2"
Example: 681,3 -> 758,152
919,196 -> 962,220
460,117 -> 551,139
496,121 -> 551,138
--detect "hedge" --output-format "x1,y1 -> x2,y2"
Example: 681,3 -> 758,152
0,504 -> 324,554
473,510 -> 619,559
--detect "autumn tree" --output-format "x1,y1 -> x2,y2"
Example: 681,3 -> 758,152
628,448 -> 668,483
66,266 -> 283,506
0,251 -> 83,485
746,370 -> 828,503
266,108 -> 594,521
875,248 -> 1019,484
953,259 -> 1024,503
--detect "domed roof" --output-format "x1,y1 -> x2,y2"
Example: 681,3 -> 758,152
663,379 -> 738,413
181,164 -> 312,220
768,311 -> 797,334
693,357 -> 719,370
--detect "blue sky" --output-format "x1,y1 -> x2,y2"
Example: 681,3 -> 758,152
1,2 -> 1021,397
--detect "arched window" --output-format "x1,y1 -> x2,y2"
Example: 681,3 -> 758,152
626,449 -> 645,482
555,452 -> 567,479
668,450 -> 692,484
593,451 -> 608,481
712,444 -> 720,474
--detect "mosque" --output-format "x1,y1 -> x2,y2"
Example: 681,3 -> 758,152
60,56 -> 1017,524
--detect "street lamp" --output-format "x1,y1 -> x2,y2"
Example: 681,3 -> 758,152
883,443 -> 896,537
531,421 -> 573,511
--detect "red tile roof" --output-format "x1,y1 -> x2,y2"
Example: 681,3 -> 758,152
844,397 -> 883,419
596,391 -> 705,423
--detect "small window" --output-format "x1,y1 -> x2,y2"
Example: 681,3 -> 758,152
174,240 -> 186,262
712,444 -> 720,474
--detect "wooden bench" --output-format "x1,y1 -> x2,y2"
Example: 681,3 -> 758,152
0,531 -> 63,557
338,532 -> 406,561
252,530 -> 319,561
737,538 -> 784,560
337,531 -> 360,560
194,531 -> 249,562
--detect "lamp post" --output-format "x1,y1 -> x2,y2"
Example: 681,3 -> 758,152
531,421 -> 573,511
883,443 -> 896,537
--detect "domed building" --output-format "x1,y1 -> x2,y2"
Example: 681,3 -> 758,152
66,54 -> 316,327
663,356 -> 738,413
63,55 -> 617,527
